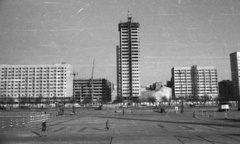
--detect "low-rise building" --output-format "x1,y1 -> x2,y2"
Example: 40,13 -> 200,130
73,78 -> 112,103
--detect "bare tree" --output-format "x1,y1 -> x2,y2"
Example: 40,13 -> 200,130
113,96 -> 123,103
7,97 -> 15,110
139,97 -> 148,103
82,97 -> 91,104
34,96 -> 43,107
161,96 -> 168,104
148,97 -> 156,104
52,96 -> 57,104
19,96 -> 28,108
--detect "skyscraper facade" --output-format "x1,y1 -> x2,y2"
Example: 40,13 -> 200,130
230,52 -> 240,100
116,16 -> 141,101
172,66 -> 218,100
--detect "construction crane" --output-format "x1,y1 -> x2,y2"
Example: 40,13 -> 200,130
90,59 -> 95,104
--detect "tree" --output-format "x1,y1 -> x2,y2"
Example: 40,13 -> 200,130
132,97 -> 140,103
19,96 -> 28,108
82,97 -> 92,104
192,96 -> 200,104
161,96 -> 168,103
113,96 -> 123,103
7,97 -> 15,109
139,97 -> 148,103
52,96 -> 57,104
34,96 -> 43,106
148,96 -> 156,104
202,95 -> 210,106
69,97 -> 75,104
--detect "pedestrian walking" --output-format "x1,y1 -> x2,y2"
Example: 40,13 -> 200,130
105,119 -> 110,131
193,111 -> 197,118
224,112 -> 228,119
42,120 -> 47,132
122,109 -> 125,115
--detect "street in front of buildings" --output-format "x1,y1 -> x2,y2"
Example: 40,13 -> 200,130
1,107 -> 240,144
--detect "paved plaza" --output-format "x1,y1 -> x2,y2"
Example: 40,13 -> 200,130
1,108 -> 240,144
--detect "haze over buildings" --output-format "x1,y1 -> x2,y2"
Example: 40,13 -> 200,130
0,0 -> 240,85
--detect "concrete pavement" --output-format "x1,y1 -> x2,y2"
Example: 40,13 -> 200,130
1,108 -> 240,144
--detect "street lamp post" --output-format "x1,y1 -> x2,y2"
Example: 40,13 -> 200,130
181,97 -> 184,113
71,72 -> 78,114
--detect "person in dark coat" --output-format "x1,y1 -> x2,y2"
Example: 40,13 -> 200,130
193,111 -> 197,118
42,120 -> 46,132
105,119 -> 110,130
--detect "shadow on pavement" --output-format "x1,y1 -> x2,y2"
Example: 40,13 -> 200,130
215,118 -> 240,122
223,134 -> 240,142
98,115 -> 240,129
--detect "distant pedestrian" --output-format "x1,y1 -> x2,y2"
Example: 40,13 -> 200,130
161,107 -> 166,113
42,120 -> 46,132
72,106 -> 75,115
193,111 -> 197,118
122,110 -> 125,115
224,112 -> 228,119
105,119 -> 110,130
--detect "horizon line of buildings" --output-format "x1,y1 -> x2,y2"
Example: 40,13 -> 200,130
0,51 -> 239,104
0,15 -> 239,105
0,63 -> 114,104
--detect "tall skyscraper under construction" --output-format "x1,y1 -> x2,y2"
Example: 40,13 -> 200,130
116,15 -> 141,101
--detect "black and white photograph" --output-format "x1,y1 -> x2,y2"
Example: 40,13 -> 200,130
0,0 -> 240,143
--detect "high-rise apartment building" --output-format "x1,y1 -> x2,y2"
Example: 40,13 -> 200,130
172,66 -> 218,100
116,16 -> 141,101
73,78 -> 112,103
230,52 -> 240,110
230,52 -> 240,98
0,63 -> 73,103
218,80 -> 235,101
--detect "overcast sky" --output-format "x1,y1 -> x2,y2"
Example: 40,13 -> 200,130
0,0 -> 240,86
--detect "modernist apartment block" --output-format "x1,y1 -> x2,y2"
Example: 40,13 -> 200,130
218,80 -> 235,101
230,52 -> 240,98
0,63 -> 73,103
172,66 -> 218,99
73,79 -> 112,103
116,16 -> 141,101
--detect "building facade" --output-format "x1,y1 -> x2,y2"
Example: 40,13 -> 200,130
116,16 -> 141,101
172,66 -> 218,100
148,82 -> 162,91
0,63 -> 73,104
218,80 -> 235,101
230,52 -> 240,98
73,78 -> 112,103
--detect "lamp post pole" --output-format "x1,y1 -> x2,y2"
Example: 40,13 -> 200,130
71,72 -> 78,114
181,97 -> 184,113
